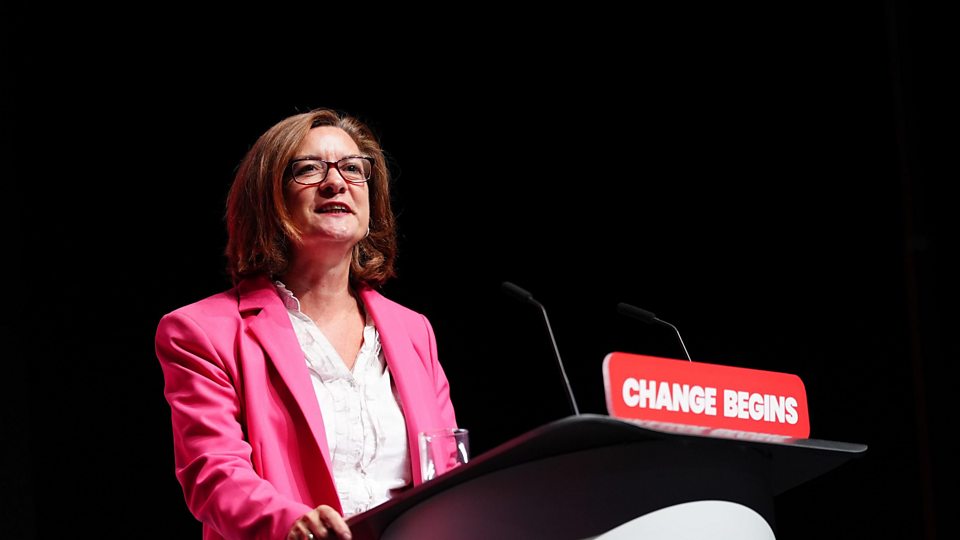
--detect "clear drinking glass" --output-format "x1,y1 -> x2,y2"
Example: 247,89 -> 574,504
418,428 -> 470,482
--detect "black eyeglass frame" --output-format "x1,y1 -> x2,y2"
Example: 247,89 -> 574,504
287,156 -> 375,185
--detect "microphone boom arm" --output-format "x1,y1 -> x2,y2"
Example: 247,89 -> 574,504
502,282 -> 581,416
657,318 -> 692,362
534,300 -> 580,416
616,302 -> 693,362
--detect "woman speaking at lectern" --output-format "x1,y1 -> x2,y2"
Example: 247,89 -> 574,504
155,108 -> 458,539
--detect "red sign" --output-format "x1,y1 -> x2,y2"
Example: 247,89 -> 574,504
603,352 -> 810,439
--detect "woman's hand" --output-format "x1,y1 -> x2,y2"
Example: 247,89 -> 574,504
287,505 -> 352,539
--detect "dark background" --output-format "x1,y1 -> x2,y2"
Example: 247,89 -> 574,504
4,3 -> 958,539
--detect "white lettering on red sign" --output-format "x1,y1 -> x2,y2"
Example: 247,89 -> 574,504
622,378 -> 718,416
722,389 -> 799,424
622,378 -> 799,425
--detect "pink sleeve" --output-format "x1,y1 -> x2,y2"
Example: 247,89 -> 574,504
156,311 -> 311,540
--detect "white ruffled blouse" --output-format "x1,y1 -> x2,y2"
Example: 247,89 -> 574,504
274,281 -> 411,517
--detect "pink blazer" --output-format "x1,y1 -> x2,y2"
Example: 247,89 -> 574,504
155,276 -> 457,540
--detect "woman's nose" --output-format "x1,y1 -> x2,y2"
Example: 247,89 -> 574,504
318,167 -> 348,194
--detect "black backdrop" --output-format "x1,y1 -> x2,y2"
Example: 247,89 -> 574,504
4,3 -> 958,539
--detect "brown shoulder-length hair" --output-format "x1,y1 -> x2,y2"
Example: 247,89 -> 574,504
225,108 -> 397,287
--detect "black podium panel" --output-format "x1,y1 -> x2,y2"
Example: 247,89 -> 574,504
347,414 -> 866,540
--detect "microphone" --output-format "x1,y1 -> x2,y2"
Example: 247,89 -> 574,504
501,281 -> 580,416
617,302 -> 693,362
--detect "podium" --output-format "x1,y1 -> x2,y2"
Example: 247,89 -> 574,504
346,414 -> 866,540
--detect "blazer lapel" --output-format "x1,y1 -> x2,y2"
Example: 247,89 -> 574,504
360,287 -> 435,485
239,277 -> 333,470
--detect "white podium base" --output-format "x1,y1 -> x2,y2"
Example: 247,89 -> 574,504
588,500 -> 775,540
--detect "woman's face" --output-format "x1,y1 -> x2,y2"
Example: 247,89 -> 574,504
285,126 -> 370,251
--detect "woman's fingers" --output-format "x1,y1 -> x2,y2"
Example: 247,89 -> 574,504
314,505 -> 352,539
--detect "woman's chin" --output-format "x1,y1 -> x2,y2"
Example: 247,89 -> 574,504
303,228 -> 363,246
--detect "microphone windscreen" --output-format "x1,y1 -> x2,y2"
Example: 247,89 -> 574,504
501,281 -> 535,303
617,302 -> 658,324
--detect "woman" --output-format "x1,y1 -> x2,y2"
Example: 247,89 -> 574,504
155,108 -> 457,540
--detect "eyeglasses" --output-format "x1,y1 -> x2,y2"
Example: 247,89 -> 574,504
288,156 -> 374,185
